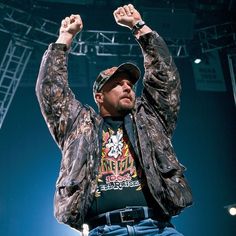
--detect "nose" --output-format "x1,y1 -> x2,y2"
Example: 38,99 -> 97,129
122,82 -> 132,92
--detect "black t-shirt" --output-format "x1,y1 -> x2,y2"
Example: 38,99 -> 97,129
87,116 -> 148,217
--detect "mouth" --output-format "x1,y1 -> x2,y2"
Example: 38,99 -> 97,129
120,96 -> 132,102
120,95 -> 132,100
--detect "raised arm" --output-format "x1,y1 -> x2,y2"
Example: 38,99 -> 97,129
114,4 -> 181,135
35,15 -> 83,149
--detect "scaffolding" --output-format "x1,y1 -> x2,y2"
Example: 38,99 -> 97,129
70,31 -> 189,57
0,38 -> 33,129
197,22 -> 236,53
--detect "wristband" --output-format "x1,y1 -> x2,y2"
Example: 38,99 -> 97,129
131,20 -> 146,34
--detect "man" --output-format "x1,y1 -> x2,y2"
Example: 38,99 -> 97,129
36,4 -> 192,236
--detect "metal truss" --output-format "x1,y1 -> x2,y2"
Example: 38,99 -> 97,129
0,37 -> 33,129
71,30 -> 140,57
0,2 -> 190,58
0,3 -> 59,46
197,22 -> 236,53
70,31 -> 189,58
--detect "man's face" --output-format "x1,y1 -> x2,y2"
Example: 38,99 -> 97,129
96,72 -> 136,116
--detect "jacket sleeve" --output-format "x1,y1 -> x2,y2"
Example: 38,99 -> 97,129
137,32 -> 181,135
35,43 -> 82,149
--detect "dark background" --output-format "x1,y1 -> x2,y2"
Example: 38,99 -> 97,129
0,0 -> 236,235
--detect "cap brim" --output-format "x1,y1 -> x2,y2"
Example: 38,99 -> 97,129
112,62 -> 141,85
93,62 -> 141,95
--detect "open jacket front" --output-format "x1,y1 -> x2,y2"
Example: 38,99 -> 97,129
36,31 -> 193,230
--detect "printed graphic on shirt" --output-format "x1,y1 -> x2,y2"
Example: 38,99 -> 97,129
95,128 -> 143,197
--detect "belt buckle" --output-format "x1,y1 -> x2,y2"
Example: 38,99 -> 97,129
120,209 -> 135,223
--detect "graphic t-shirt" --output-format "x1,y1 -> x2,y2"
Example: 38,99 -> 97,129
87,117 -> 148,217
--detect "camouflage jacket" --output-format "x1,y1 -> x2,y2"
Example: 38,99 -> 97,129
36,31 -> 192,230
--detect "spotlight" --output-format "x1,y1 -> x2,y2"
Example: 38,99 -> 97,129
224,204 -> 236,216
229,207 -> 236,216
194,58 -> 202,64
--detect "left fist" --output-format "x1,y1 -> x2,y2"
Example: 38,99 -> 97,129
113,4 -> 142,29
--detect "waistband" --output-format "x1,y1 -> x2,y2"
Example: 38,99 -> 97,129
86,207 -> 173,230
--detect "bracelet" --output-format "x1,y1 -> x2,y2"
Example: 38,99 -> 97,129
131,20 -> 146,34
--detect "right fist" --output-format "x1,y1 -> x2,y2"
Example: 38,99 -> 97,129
59,14 -> 83,37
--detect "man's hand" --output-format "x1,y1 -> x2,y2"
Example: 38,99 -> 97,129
113,4 -> 141,29
113,4 -> 152,38
56,14 -> 83,48
59,14 -> 83,36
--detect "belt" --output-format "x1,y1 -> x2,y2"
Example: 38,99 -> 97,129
86,207 -> 172,230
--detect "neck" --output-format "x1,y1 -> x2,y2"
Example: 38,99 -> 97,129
100,107 -> 129,118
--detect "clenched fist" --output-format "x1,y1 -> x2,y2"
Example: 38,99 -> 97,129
60,14 -> 83,36
56,14 -> 83,47
113,4 -> 142,29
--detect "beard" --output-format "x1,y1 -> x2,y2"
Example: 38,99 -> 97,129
115,98 -> 135,115
100,92 -> 136,117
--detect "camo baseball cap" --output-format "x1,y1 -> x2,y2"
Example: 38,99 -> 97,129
93,62 -> 141,96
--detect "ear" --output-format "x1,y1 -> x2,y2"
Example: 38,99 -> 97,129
94,92 -> 104,105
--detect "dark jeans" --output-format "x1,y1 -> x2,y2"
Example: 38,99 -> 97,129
88,218 -> 183,236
